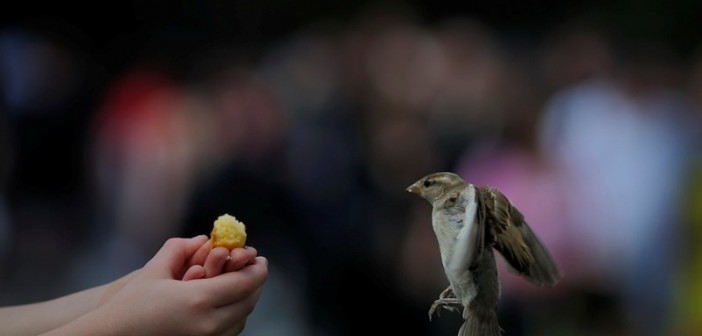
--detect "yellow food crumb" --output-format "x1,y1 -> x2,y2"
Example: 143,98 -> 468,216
211,214 -> 247,250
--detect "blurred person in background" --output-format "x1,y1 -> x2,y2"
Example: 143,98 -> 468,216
427,18 -> 514,169
67,67 -> 200,290
451,29 -> 576,334
539,30 -> 697,336
393,17 -> 518,335
0,25 -> 100,304
255,27 -> 367,335
348,11 -> 454,335
179,50 -> 311,336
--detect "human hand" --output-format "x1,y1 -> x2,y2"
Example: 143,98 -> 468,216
182,239 -> 259,281
81,236 -> 268,336
99,236 -> 259,304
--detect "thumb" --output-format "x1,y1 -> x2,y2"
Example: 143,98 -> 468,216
144,235 -> 209,278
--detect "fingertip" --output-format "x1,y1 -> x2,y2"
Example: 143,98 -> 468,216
193,235 -> 209,244
251,257 -> 269,283
258,256 -> 268,267
226,247 -> 258,272
211,246 -> 230,257
203,239 -> 213,251
189,239 -> 213,268
204,247 -> 231,278
182,265 -> 206,281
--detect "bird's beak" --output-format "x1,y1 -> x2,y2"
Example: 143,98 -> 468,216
406,183 -> 423,195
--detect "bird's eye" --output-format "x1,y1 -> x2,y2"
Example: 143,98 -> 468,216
423,179 -> 433,188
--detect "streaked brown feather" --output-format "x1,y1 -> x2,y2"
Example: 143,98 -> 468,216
478,186 -> 560,286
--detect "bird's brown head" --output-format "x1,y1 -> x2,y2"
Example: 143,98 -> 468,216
406,172 -> 466,204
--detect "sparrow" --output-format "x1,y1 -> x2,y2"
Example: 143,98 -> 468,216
406,172 -> 560,336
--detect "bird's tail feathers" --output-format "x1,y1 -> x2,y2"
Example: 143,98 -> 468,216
458,313 -> 502,336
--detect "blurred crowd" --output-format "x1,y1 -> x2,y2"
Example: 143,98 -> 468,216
2,8 -> 702,336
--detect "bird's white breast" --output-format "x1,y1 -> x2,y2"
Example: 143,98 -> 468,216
432,184 -> 479,288
450,184 -> 478,278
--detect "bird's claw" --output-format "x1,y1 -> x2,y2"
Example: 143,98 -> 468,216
428,298 -> 461,321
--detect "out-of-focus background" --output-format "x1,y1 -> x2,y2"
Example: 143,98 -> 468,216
2,1 -> 702,335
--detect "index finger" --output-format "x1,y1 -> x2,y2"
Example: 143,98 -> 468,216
188,239 -> 213,267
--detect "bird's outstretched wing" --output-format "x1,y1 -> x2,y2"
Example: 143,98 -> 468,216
478,186 -> 560,286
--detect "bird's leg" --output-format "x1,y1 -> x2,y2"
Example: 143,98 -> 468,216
428,286 -> 462,320
439,286 -> 454,299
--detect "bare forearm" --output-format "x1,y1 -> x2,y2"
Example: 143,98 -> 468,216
38,307 -> 125,336
0,284 -> 107,336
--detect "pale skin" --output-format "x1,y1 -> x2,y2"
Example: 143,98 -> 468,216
0,235 -> 268,336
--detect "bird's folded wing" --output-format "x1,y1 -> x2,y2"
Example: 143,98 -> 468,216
449,186 -> 484,275
479,186 -> 561,286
